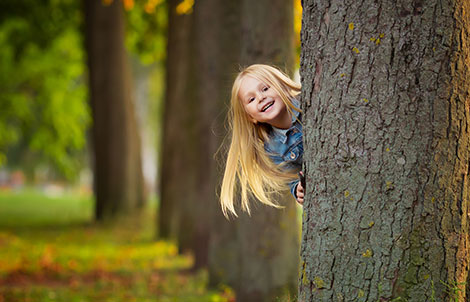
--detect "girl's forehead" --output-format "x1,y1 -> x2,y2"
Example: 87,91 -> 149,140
238,76 -> 266,97
241,75 -> 264,86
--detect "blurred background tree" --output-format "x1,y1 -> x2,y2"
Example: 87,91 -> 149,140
83,0 -> 147,220
158,0 -> 192,241
0,0 -> 89,181
0,0 -> 167,220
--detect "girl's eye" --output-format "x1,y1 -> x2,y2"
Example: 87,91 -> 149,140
248,97 -> 255,103
262,86 -> 269,92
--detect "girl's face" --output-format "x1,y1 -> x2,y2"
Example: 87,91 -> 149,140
238,76 -> 292,129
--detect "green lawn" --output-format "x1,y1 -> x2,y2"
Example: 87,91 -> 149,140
0,188 -> 93,227
0,188 -> 233,302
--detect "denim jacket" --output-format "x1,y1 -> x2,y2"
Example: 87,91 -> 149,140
263,100 -> 303,198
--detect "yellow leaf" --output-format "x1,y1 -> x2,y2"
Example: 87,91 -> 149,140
145,0 -> 163,13
348,22 -> 354,30
352,47 -> 360,54
340,73 -> 346,77
123,0 -> 134,10
344,190 -> 350,197
294,0 -> 303,38
176,0 -> 194,15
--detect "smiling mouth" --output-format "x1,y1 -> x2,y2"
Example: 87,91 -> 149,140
261,101 -> 274,112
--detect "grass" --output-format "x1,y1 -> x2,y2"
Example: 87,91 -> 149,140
0,188 -> 234,302
0,188 -> 93,227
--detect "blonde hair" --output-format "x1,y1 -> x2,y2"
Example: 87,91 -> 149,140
220,64 -> 301,217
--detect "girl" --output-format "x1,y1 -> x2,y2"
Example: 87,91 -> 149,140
220,64 -> 304,217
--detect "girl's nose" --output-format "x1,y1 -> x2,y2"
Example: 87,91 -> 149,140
256,92 -> 266,102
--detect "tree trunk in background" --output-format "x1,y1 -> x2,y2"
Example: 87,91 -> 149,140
84,0 -> 145,221
159,0 -> 237,269
175,0 -> 241,270
299,0 -> 470,301
158,0 -> 192,240
209,1 -> 300,301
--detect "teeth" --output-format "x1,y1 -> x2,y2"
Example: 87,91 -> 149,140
262,102 -> 273,112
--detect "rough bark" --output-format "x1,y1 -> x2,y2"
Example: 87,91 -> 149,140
208,1 -> 300,301
299,0 -> 470,301
83,0 -> 145,221
158,0 -> 192,239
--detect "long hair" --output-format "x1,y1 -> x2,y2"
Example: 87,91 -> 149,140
220,64 -> 301,217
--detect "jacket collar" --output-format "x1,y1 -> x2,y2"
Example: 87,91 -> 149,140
271,98 -> 301,144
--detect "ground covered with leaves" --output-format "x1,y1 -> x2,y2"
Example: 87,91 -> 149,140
0,189 -> 234,302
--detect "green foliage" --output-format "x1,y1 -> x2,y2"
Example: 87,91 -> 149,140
125,0 -> 167,153
0,0 -> 82,56
0,0 -> 89,180
0,0 -> 168,180
0,189 -> 234,301
125,0 -> 167,65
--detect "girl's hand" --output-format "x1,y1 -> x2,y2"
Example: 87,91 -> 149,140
296,181 -> 304,205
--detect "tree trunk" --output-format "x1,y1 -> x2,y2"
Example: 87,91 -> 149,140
176,0 -> 238,270
299,0 -> 470,301
172,0 -> 244,270
208,1 -> 300,301
158,0 -> 192,239
159,0 -> 238,269
83,0 -> 145,221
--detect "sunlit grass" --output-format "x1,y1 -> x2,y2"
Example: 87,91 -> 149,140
0,188 -> 93,227
0,188 -> 234,302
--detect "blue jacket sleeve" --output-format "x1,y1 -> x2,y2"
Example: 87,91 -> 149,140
289,179 -> 300,199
